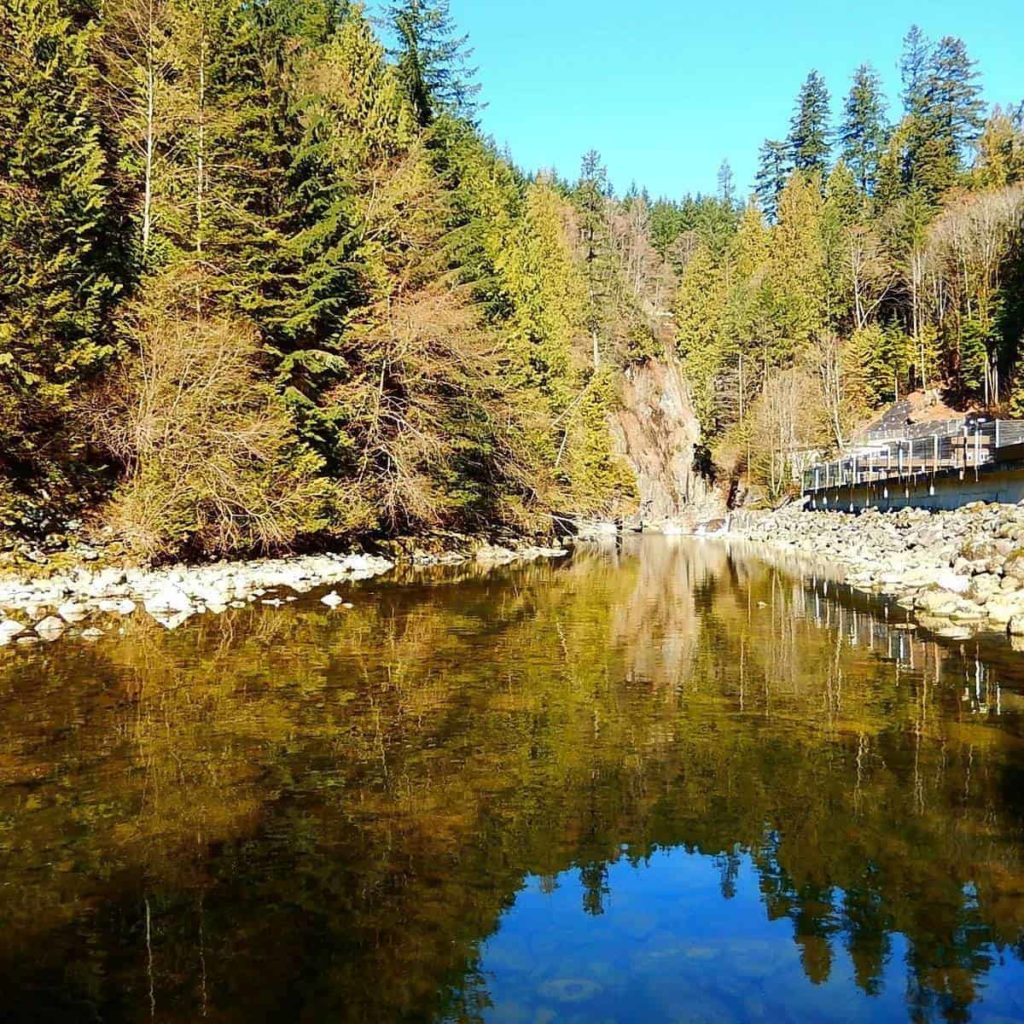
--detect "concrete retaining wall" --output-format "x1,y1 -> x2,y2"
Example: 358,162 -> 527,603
805,462 -> 1024,513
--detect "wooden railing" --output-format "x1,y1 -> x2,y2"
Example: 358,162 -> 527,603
803,420 -> 1024,493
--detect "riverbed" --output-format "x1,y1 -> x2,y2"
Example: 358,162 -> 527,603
1,537 -> 1023,1023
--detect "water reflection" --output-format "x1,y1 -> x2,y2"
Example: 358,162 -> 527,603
0,537 -> 1022,1023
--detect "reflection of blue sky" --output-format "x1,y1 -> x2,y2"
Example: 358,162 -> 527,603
468,848 -> 1024,1024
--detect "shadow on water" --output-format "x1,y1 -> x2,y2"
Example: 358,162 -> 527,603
0,537 -> 1023,1022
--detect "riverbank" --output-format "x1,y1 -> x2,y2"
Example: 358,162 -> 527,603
0,536 -> 568,646
734,501 -> 1024,638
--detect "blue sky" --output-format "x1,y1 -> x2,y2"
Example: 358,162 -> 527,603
439,0 -> 1023,200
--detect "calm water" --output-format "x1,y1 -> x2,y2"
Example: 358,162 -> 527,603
2,538 -> 1024,1024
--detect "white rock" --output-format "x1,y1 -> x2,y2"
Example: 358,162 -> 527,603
934,571 -> 970,594
143,585 -> 193,616
81,627 -> 104,639
34,615 -> 66,640
57,601 -> 89,623
321,591 -> 343,608
116,599 -> 136,615
0,619 -> 25,644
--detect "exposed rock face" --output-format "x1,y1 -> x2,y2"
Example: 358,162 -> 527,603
613,358 -> 722,528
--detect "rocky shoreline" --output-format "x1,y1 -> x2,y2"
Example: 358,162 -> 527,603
734,501 -> 1024,639
0,539 -> 568,647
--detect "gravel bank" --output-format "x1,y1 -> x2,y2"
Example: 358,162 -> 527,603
735,501 -> 1024,639
0,541 -> 568,647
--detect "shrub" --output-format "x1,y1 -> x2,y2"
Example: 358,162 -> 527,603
88,274 -> 327,560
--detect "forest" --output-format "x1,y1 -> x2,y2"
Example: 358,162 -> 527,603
1,0 -> 1023,556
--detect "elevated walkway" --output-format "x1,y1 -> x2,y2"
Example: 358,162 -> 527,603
803,420 -> 1024,512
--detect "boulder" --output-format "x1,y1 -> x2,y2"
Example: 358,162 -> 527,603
0,619 -> 24,644
933,570 -> 970,594
143,585 -> 193,616
34,615 -> 66,640
57,601 -> 89,623
983,593 -> 1024,624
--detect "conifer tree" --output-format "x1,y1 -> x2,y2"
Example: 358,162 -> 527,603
675,243 -> 727,426
387,0 -> 481,127
788,71 -> 832,175
769,171 -> 827,354
900,25 -> 931,119
0,0 -> 119,500
575,149 -> 614,368
755,139 -> 789,221
900,29 -> 985,198
923,36 -> 986,162
840,64 -> 888,195
717,158 -> 736,207
972,106 -> 1024,188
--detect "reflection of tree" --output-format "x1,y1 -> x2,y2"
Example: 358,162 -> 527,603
0,541 -> 1021,1021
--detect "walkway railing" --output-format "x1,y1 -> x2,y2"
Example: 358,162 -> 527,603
803,420 -> 1024,493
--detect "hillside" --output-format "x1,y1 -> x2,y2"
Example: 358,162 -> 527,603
1,1 -> 1022,562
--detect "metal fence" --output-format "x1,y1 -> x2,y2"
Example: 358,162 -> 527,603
803,419 -> 1024,493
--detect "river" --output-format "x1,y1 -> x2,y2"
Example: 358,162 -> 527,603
1,537 -> 1023,1023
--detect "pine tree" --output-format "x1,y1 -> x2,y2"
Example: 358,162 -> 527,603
755,139 -> 789,221
575,149 -> 614,368
972,106 -> 1024,188
822,160 -> 861,327
788,70 -> 832,175
0,0 -> 119,502
900,25 -> 930,118
769,171 -> 827,355
387,0 -> 481,127
675,243 -> 727,427
276,2 -> 414,470
840,64 -> 888,195
924,36 -> 986,162
717,158 -> 736,207
900,29 -> 985,198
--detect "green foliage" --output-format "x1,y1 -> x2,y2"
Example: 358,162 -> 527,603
755,139 -> 789,221
787,71 -> 832,175
0,0 -> 120,512
387,0 -> 481,127
840,64 -> 888,195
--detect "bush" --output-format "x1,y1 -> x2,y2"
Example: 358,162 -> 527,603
88,274 -> 327,560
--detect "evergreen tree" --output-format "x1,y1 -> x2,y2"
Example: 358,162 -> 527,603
972,106 -> 1024,188
575,149 -> 614,367
754,139 -> 789,221
0,0 -> 119,504
900,25 -> 931,118
900,29 -> 985,198
675,243 -> 727,426
923,36 -> 986,162
769,171 -> 827,355
840,64 -> 888,195
788,70 -> 832,175
717,158 -> 736,207
387,0 -> 481,127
